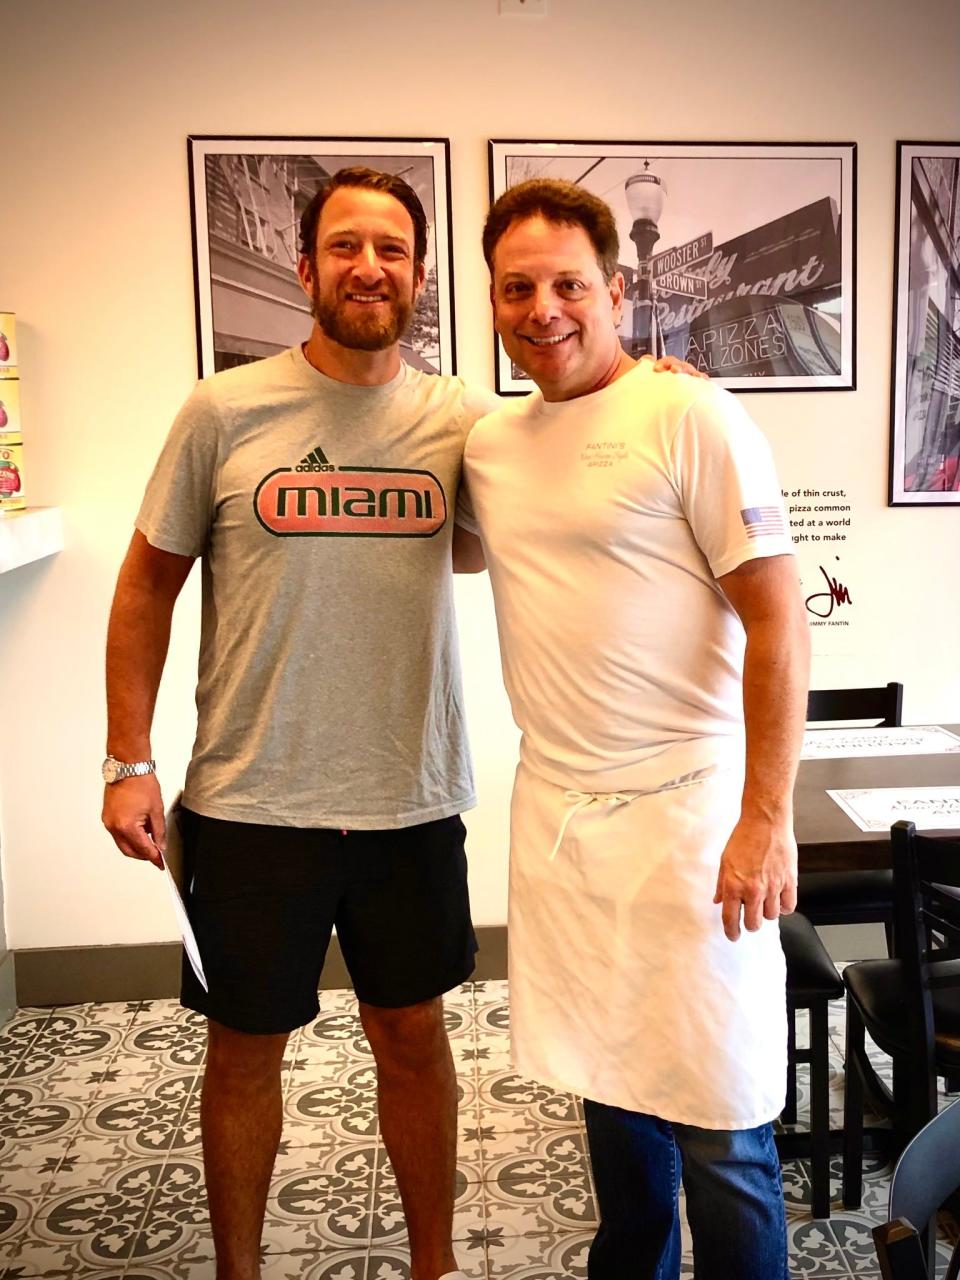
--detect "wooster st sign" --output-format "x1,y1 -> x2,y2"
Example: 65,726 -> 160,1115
651,232 -> 713,279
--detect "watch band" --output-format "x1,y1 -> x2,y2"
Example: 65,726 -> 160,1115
102,755 -> 157,784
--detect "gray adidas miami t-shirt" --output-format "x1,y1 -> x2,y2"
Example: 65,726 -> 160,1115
137,346 -> 497,829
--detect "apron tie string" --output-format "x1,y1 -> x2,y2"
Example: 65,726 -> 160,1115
548,790 -> 642,861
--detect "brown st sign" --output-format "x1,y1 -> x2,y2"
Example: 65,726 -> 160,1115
655,270 -> 708,299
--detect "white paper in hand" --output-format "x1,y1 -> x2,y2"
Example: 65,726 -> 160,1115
160,794 -> 208,993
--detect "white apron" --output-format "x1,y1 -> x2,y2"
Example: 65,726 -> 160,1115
508,759 -> 787,1131
462,365 -> 795,1130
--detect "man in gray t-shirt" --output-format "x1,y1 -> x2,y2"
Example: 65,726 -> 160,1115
102,168 -> 490,1280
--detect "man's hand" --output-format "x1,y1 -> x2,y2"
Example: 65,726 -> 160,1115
452,525 -> 486,573
713,814 -> 797,942
642,353 -> 708,380
102,774 -> 166,869
714,556 -> 808,942
104,532 -> 192,870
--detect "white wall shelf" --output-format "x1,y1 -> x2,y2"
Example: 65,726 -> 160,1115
0,507 -> 63,574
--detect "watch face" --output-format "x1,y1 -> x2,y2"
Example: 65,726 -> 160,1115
102,758 -> 119,783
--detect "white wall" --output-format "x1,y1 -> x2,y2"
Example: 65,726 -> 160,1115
1,0 -> 958,950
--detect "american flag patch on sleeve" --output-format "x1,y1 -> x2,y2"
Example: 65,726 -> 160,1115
740,506 -> 786,539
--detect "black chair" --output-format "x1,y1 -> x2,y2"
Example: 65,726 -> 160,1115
779,911 -> 845,1218
806,683 -> 904,726
798,682 -> 904,951
842,822 -> 960,1220
872,1097 -> 960,1280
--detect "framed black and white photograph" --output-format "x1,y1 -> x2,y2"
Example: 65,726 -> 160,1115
188,136 -> 456,377
488,140 -> 856,394
889,141 -> 960,505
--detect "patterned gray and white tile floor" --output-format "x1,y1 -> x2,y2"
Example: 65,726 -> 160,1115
0,979 -> 956,1278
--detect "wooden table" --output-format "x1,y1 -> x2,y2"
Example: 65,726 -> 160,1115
794,725 -> 960,871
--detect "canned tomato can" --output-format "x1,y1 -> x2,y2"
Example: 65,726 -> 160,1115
0,434 -> 25,512
0,380 -> 21,434
0,313 -> 16,377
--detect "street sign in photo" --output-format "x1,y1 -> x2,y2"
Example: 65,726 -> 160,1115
651,233 -> 713,279
655,270 -> 708,299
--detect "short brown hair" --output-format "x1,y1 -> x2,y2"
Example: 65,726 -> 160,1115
482,179 -> 620,282
298,167 -> 428,268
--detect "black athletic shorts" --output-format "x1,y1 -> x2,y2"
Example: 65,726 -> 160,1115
178,808 -> 478,1035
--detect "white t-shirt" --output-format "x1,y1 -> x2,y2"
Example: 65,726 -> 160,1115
462,361 -> 794,792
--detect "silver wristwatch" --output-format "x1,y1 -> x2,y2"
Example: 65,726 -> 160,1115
102,755 -> 157,784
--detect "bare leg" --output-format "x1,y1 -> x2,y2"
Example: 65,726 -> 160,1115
360,997 -> 458,1280
201,1020 -> 289,1280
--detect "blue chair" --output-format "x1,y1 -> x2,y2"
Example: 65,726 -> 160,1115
872,1096 -> 960,1279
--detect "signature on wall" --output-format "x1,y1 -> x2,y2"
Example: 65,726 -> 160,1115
805,562 -> 852,619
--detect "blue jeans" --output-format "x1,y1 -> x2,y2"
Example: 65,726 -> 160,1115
583,1100 -> 788,1280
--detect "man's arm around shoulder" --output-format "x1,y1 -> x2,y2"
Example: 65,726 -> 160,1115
102,530 -> 194,868
714,554 -> 811,941
452,526 -> 486,574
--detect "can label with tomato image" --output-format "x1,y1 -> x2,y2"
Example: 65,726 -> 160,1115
0,313 -> 17,379
0,379 -> 21,435
0,435 -> 25,512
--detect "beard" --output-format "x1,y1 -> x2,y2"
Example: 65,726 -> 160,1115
310,276 -> 416,352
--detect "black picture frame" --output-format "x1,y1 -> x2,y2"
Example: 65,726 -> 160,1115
188,136 -> 457,377
488,139 -> 856,394
888,140 -> 960,505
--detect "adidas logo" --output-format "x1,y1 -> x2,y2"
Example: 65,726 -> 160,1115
296,444 -> 335,473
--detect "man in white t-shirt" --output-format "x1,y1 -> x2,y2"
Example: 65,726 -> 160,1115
458,180 -> 810,1280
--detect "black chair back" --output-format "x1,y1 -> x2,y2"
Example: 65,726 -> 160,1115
806,681 -> 903,726
891,820 -> 960,1125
